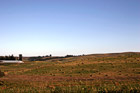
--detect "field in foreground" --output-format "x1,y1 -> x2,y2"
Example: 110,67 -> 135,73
0,52 -> 140,92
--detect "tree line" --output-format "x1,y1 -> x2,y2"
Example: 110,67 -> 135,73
0,55 -> 16,60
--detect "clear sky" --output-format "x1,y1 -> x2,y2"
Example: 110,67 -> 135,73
0,0 -> 140,56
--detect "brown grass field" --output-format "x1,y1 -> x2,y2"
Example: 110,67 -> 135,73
0,52 -> 140,92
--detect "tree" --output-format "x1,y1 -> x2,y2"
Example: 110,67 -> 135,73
19,54 -> 22,61
65,55 -> 74,57
0,56 -> 4,60
10,54 -> 16,60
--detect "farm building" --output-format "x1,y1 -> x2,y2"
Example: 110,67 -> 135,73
0,60 -> 24,64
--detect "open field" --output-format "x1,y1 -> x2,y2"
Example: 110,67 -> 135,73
0,52 -> 140,92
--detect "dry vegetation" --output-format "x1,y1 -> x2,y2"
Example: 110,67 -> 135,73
0,52 -> 140,92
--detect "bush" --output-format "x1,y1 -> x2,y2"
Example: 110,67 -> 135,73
0,70 -> 5,77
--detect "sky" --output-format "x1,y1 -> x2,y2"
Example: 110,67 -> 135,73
0,0 -> 140,56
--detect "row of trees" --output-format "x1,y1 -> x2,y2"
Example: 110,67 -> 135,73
38,54 -> 52,58
0,55 -> 16,60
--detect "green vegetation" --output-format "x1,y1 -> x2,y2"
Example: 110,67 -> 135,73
0,52 -> 140,92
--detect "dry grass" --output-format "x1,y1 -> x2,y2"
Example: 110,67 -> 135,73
0,52 -> 140,92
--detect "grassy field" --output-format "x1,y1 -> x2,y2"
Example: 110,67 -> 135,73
0,52 -> 140,92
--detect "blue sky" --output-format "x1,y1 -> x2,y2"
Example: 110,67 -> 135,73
0,0 -> 140,56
